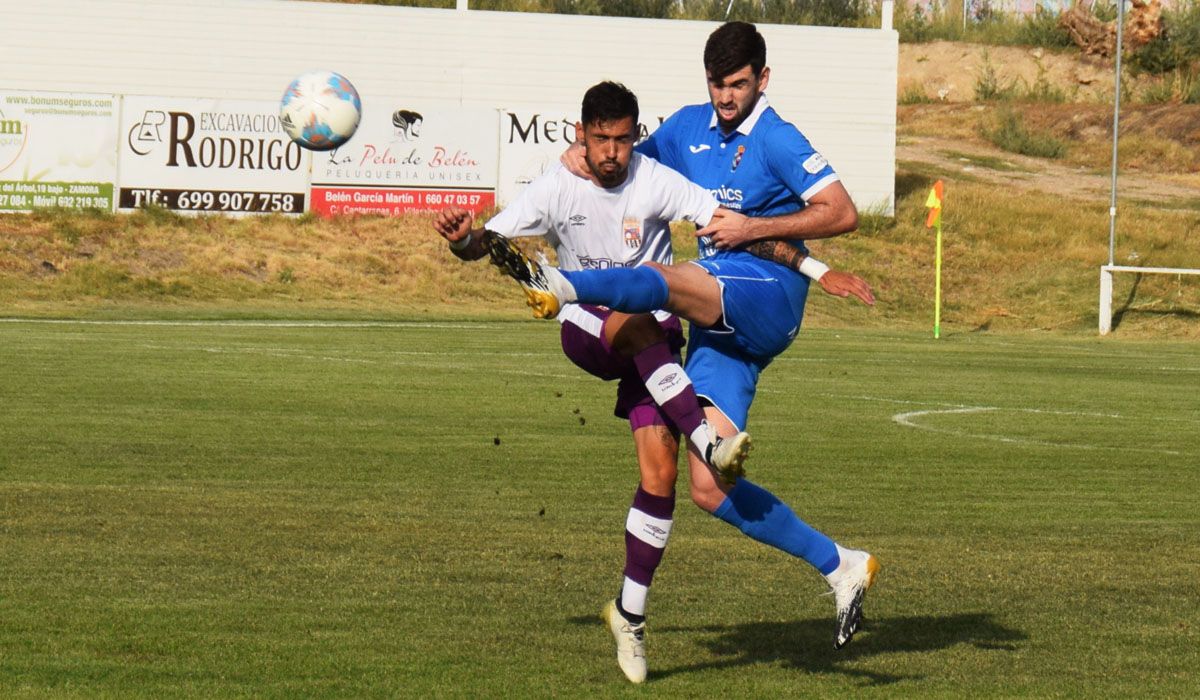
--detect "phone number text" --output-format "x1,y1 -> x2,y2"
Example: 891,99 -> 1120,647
118,188 -> 304,213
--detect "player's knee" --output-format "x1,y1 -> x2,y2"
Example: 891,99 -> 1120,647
641,463 -> 678,496
607,313 -> 666,356
689,482 -> 725,513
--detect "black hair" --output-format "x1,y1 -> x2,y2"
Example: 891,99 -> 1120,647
580,81 -> 639,127
703,21 -> 767,80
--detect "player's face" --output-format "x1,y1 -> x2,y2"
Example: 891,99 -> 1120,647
707,64 -> 770,132
580,116 -> 637,187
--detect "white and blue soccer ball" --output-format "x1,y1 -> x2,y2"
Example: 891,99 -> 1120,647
279,71 -> 362,151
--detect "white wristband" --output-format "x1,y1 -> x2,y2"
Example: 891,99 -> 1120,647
798,256 -> 830,280
449,233 -> 473,251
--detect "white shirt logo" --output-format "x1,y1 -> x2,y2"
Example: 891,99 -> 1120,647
688,144 -> 711,154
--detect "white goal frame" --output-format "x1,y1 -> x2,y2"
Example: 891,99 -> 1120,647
1099,265 -> 1200,335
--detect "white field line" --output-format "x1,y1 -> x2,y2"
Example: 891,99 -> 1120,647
892,405 -> 1186,456
136,343 -> 586,382
0,318 -> 512,330
837,393 -> 1199,425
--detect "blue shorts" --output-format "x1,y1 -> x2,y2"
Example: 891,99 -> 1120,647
684,255 -> 810,430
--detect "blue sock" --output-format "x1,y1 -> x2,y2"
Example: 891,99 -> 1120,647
713,479 -> 840,575
560,267 -> 668,314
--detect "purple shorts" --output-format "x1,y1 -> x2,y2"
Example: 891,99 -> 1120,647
557,304 -> 685,432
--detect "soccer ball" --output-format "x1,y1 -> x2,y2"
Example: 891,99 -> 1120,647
279,71 -> 362,151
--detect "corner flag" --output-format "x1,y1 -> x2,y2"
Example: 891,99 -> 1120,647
925,180 -> 945,338
925,180 -> 943,228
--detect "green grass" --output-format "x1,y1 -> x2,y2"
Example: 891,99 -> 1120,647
1,320 -> 1198,696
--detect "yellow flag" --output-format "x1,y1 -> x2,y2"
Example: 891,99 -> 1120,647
925,180 -> 944,228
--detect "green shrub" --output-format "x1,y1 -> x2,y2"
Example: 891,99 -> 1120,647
982,109 -> 1067,159
1014,6 -> 1074,48
899,83 -> 937,104
1021,59 -> 1071,102
974,51 -> 1019,101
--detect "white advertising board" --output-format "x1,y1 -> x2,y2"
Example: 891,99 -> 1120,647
0,91 -> 118,212
496,105 -> 675,206
117,95 -> 309,214
309,98 -> 498,216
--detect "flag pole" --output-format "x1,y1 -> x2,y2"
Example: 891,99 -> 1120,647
925,180 -> 945,339
935,218 -> 943,339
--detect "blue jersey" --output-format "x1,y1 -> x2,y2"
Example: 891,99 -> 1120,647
633,95 -> 838,428
636,95 -> 839,260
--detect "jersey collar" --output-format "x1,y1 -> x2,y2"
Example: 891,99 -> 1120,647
708,93 -> 770,136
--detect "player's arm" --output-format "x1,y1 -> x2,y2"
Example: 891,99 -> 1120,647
697,181 -> 858,249
705,207 -> 873,305
697,123 -> 858,248
435,169 -> 556,260
432,207 -> 489,261
739,237 -> 874,305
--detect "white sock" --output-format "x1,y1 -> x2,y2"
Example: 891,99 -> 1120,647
620,578 -> 649,617
827,544 -> 865,582
689,419 -> 716,459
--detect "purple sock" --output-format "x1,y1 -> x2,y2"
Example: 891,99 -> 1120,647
632,342 -> 711,457
620,486 -> 675,616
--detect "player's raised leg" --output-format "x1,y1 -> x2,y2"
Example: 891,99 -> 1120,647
685,404 -> 880,650
483,230 -> 723,328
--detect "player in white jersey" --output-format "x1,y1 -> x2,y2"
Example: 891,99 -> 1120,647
434,81 -> 869,684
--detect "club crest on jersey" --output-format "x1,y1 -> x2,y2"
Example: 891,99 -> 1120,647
623,218 -> 642,249
731,145 -> 745,172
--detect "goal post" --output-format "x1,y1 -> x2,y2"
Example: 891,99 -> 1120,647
1098,266 -> 1200,335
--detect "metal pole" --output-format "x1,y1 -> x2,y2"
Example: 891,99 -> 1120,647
725,0 -> 735,20
1108,0 -> 1125,266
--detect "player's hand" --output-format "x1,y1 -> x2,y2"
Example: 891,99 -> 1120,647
560,140 -> 593,181
433,206 -> 473,245
818,270 -> 875,306
696,208 -> 754,249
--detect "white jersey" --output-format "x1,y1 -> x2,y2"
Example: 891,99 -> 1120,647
485,153 -> 719,272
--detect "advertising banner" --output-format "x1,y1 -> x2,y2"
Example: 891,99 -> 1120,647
0,91 -> 118,212
309,99 -> 497,216
496,105 -> 674,206
118,96 -> 308,214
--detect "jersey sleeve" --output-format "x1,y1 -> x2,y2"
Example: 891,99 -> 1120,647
648,159 -> 719,226
484,167 -> 559,238
765,122 -> 840,202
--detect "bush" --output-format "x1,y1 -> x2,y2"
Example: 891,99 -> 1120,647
974,51 -> 1019,100
1014,6 -> 1074,48
982,110 -> 1067,158
899,82 -> 937,104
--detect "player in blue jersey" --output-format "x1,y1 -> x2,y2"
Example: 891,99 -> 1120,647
492,22 -> 880,671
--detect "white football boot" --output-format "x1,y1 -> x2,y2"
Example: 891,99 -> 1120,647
705,429 -> 751,484
826,545 -> 881,650
602,599 -> 647,684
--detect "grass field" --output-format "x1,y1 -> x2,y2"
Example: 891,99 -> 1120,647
1,319 -> 1197,697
